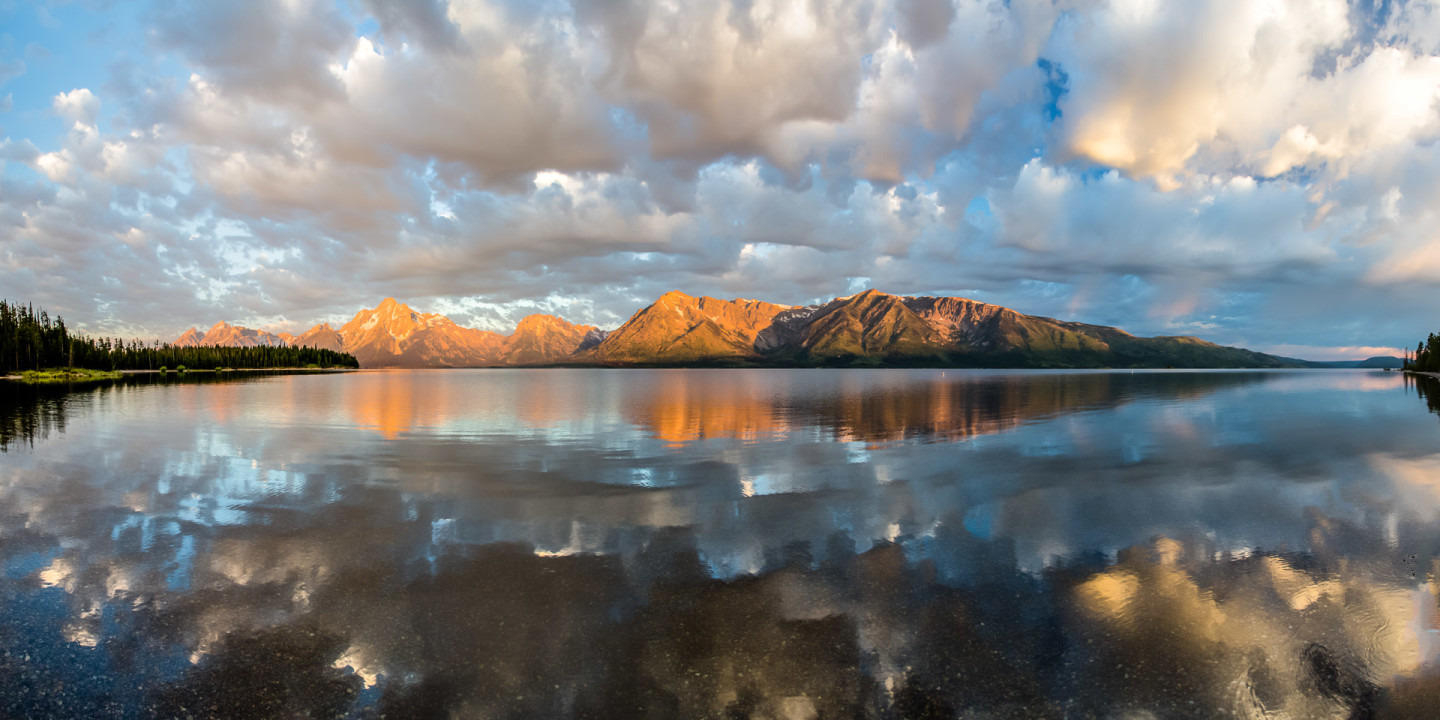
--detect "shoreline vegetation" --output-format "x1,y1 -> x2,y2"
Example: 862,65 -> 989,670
3,366 -> 355,383
1404,333 -> 1440,374
14,367 -> 124,383
2,299 -> 359,376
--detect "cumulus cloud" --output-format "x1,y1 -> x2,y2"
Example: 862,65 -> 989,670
1048,0 -> 1349,185
2,0 -> 1440,358
575,0 -> 886,170
358,0 -> 466,53
149,0 -> 353,106
53,88 -> 99,125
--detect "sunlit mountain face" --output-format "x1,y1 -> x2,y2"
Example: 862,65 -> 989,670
5,370 -> 1440,716
172,293 -> 1312,368
174,323 -> 289,349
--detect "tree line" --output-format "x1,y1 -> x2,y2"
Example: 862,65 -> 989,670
1,299 -> 358,373
1408,333 -> 1440,372
1405,333 -> 1440,373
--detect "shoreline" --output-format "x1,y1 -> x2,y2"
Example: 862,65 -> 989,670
4,366 -> 1404,380
1,367 -> 356,381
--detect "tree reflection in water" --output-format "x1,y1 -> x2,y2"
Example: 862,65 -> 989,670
1409,373 -> 1440,418
1,381 -> 70,452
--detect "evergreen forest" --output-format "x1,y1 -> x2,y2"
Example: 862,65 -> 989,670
0,300 -> 358,374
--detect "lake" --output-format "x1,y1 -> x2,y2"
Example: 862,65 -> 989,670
4,368 -> 1440,718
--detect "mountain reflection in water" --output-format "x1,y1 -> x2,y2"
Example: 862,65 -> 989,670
4,369 -> 1440,718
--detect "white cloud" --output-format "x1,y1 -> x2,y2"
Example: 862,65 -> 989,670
53,88 -> 99,125
1049,0 -> 1352,187
6,0 -> 1440,355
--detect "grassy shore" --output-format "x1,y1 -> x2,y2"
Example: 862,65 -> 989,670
13,367 -> 124,383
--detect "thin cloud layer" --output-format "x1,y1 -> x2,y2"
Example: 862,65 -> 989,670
1,0 -> 1439,356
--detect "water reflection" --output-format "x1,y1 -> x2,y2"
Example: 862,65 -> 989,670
0,381 -> 69,451
4,369 -> 1440,717
1409,372 -> 1440,418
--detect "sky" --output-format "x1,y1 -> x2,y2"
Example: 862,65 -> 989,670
1,0 -> 1438,359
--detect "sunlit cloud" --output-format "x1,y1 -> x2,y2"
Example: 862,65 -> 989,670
1,0 -> 1439,354
1261,344 -> 1409,361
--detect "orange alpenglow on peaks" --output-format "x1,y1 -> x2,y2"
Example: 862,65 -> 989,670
591,291 -> 793,363
172,321 -> 288,348
170,291 -> 1311,370
501,314 -> 599,365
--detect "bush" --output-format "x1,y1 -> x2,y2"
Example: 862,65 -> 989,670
177,365 -> 187,373
159,366 -> 167,373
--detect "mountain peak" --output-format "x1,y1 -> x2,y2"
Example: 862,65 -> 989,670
170,290 -> 1305,369
515,313 -> 562,330
499,314 -> 598,364
375,297 -> 418,316
174,321 -> 285,348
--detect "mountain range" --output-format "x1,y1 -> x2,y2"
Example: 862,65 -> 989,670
172,291 -> 1395,369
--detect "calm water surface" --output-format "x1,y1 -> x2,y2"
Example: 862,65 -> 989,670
5,369 -> 1440,717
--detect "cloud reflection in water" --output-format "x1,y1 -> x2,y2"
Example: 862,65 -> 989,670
2,369 -> 1440,717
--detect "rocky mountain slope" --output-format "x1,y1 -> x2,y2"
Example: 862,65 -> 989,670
331,298 -> 507,367
175,299 -> 596,368
588,292 -> 792,363
173,322 -> 289,348
500,314 -> 601,365
174,292 -> 1313,369
581,289 -> 1301,368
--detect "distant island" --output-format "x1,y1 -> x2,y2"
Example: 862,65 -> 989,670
169,291 -> 1400,370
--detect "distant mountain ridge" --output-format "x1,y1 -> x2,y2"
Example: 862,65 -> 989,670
173,291 -> 1344,369
1298,356 -> 1404,369
174,322 -> 289,348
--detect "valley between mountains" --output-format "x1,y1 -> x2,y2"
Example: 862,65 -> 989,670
174,290 -> 1326,369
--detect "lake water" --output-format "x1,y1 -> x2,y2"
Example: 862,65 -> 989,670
4,368 -> 1440,717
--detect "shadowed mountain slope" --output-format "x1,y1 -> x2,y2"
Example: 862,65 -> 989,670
174,292 -> 1318,369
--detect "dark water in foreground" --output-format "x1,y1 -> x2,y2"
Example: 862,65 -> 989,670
5,369 -> 1440,718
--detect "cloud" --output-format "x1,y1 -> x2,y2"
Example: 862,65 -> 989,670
574,0 -> 886,171
1047,0 -> 1352,186
0,57 -> 23,87
894,0 -> 954,49
150,0 -> 353,105
357,0 -> 465,53
2,0 -> 1440,353
53,88 -> 99,124
1261,344 -> 1407,361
